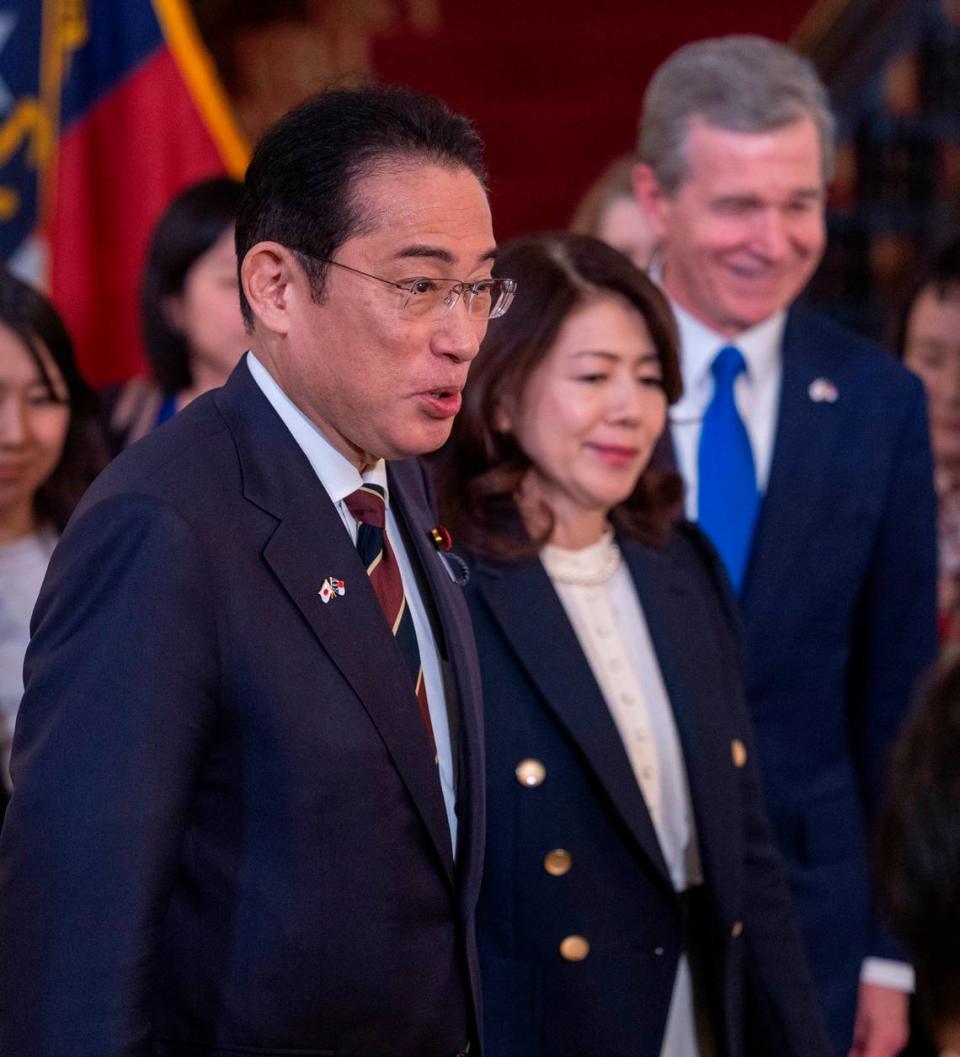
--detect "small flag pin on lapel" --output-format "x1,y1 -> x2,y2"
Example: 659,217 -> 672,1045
318,577 -> 346,604
808,378 -> 838,403
430,525 -> 453,551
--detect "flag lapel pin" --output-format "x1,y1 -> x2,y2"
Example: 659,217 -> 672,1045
319,577 -> 346,604
808,377 -> 838,403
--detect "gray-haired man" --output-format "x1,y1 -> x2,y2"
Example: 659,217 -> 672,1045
634,35 -> 937,1057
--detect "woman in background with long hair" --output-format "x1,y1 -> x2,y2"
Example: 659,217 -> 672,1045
0,267 -> 106,803
103,177 -> 246,454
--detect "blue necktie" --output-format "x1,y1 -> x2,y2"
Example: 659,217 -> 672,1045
697,345 -> 760,594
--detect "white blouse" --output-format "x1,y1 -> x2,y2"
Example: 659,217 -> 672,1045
0,529 -> 57,791
541,529 -> 705,1057
541,530 -> 702,889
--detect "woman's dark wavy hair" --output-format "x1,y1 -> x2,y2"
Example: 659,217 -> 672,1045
141,177 -> 243,394
439,232 -> 683,562
0,267 -> 106,531
876,658 -> 960,1034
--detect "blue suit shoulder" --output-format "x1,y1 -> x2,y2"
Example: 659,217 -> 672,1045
77,389 -> 233,518
786,305 -> 922,401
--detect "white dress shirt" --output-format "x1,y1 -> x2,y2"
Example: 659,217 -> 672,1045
668,302 -> 785,521
246,352 -> 459,851
665,299 -> 913,995
542,530 -> 703,1057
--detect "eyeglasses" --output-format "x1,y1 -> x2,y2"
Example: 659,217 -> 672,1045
317,258 -> 517,321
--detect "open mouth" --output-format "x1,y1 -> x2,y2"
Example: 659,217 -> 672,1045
420,388 -> 463,417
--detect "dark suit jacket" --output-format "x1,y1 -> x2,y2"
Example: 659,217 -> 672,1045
0,361 -> 485,1057
466,522 -> 830,1057
732,306 -> 938,1053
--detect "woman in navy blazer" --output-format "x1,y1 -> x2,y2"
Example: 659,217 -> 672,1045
438,234 -> 830,1057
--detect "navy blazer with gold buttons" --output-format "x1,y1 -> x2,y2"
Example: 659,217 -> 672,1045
467,522 -> 830,1057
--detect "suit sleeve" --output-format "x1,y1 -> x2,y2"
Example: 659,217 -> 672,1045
0,493 -> 220,1057
850,374 -> 938,960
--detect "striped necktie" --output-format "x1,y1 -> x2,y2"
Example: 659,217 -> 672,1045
697,345 -> 761,594
344,483 -> 437,761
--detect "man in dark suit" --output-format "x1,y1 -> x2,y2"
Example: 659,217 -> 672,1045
0,86 -> 512,1057
633,35 -> 938,1057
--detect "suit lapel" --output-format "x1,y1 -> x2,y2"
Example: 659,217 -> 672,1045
621,537 -> 741,913
215,364 -> 455,884
743,308 -> 849,609
388,463 -> 486,900
475,555 -> 673,889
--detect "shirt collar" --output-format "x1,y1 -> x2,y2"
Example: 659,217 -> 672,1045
669,297 -> 787,395
245,351 -> 389,507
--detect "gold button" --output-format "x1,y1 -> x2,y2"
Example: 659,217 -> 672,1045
731,920 -> 743,939
731,739 -> 747,768
515,758 -> 546,788
544,849 -> 572,876
559,935 -> 590,961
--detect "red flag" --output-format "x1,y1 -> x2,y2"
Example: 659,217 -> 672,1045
45,0 -> 248,387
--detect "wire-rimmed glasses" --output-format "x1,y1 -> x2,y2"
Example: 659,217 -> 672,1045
317,258 -> 517,321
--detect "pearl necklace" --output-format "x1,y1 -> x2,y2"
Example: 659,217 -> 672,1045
542,532 -> 623,588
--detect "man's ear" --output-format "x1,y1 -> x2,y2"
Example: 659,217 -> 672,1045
240,241 -> 300,336
632,162 -> 671,240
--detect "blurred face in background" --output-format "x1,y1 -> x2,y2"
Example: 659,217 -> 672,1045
167,225 -> 247,388
637,116 -> 826,335
508,292 -> 667,547
904,284 -> 960,472
595,194 -> 659,271
0,325 -> 70,539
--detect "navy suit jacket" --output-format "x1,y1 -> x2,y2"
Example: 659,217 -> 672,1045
733,306 -> 938,1052
467,522 -> 830,1057
0,361 -> 486,1057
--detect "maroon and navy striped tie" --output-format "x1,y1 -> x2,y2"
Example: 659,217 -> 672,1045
345,484 -> 437,761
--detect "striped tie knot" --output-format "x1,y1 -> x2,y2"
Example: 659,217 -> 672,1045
345,484 -> 386,529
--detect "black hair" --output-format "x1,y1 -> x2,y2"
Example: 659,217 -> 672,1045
893,237 -> 960,357
236,84 -> 487,327
438,232 -> 683,561
141,176 -> 243,393
0,267 -> 106,531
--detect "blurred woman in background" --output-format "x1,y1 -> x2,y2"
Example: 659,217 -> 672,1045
438,233 -> 829,1057
0,267 -> 106,804
103,176 -> 246,454
900,239 -> 960,647
570,154 -> 659,270
878,658 -> 960,1056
